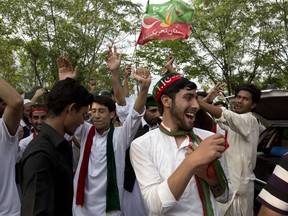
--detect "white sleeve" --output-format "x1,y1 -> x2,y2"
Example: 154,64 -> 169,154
130,134 -> 178,214
218,107 -> 258,137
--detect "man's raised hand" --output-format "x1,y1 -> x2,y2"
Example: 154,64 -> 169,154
106,46 -> 121,73
133,67 -> 151,89
57,56 -> 78,80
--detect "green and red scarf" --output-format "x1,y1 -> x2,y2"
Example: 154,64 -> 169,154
76,125 -> 120,212
159,124 -> 229,216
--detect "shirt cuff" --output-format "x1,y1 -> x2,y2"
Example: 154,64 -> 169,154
158,180 -> 177,213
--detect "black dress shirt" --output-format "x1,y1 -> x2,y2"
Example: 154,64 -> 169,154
20,123 -> 73,216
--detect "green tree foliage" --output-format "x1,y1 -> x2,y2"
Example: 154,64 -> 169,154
1,0 -> 288,96
135,0 -> 288,94
0,0 -> 141,94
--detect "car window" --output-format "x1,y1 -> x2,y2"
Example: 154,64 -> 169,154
258,127 -> 280,152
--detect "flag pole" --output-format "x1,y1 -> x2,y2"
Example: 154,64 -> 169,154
132,0 -> 150,95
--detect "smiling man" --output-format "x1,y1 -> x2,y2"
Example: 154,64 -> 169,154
17,104 -> 48,161
198,83 -> 261,216
130,73 -> 230,216
72,46 -> 151,216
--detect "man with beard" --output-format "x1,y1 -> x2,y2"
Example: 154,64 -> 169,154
198,83 -> 261,216
123,94 -> 161,216
17,104 -> 48,162
20,89 -> 46,139
130,73 -> 230,215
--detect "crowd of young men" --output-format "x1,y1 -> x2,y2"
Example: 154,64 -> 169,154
1,49 -> 281,216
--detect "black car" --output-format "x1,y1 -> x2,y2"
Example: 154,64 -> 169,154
252,89 -> 288,212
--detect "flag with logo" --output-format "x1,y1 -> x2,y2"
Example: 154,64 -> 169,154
137,0 -> 194,45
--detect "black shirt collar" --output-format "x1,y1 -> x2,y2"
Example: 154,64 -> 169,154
41,123 -> 67,148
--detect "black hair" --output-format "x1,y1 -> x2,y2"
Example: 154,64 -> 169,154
93,95 -> 116,113
157,78 -> 197,114
214,101 -> 228,109
145,96 -> 157,109
197,91 -> 208,98
235,84 -> 261,104
98,90 -> 112,98
47,78 -> 94,117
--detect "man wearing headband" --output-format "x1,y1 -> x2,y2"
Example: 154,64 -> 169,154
17,104 -> 48,161
130,73 -> 230,215
0,77 -> 23,216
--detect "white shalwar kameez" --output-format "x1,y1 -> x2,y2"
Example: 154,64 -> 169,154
130,124 -> 230,216
216,107 -> 259,216
0,119 -> 21,216
73,108 -> 143,216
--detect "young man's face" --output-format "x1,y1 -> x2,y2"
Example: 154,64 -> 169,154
65,106 -> 88,135
144,106 -> 160,126
233,90 -> 256,114
170,88 -> 199,131
90,102 -> 115,134
29,110 -> 47,132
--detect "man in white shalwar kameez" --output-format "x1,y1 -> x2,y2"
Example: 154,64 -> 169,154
131,73 -> 231,216
198,83 -> 261,216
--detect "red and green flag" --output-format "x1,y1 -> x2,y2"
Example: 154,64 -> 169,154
137,0 -> 194,45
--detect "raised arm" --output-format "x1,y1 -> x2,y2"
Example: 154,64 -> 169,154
123,64 -> 131,98
132,68 -> 151,114
159,56 -> 176,75
105,46 -> 126,106
57,56 -> 78,80
30,88 -> 47,104
198,83 -> 225,118
0,78 -> 23,135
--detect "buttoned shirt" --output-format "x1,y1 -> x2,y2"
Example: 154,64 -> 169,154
20,123 -> 73,216
130,125 -> 225,216
73,108 -> 143,216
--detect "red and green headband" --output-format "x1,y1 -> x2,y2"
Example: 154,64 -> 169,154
29,104 -> 48,113
152,73 -> 183,102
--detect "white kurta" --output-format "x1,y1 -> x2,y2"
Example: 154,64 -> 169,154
130,125 -> 229,216
217,108 -> 259,216
73,108 -> 143,216
0,119 -> 21,216
17,133 -> 33,162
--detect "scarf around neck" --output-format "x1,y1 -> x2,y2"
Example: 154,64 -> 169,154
76,124 -> 120,212
159,123 -> 229,216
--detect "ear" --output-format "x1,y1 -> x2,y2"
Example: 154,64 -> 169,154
251,102 -> 257,110
28,117 -> 32,124
67,103 -> 77,114
109,111 -> 116,120
160,95 -> 171,109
